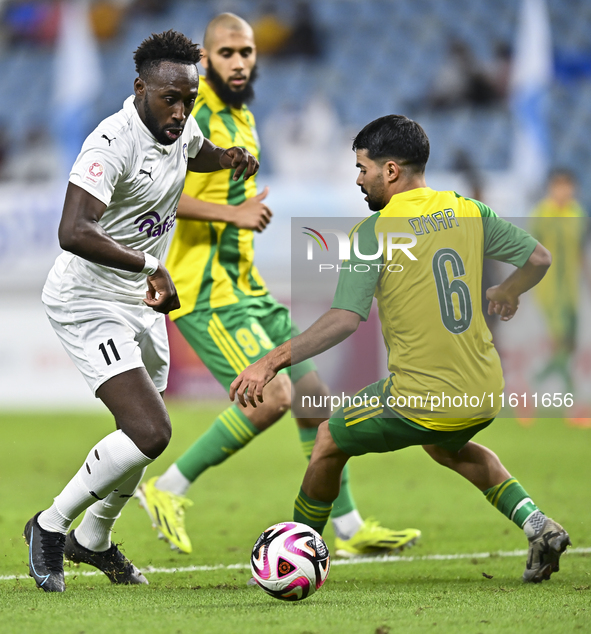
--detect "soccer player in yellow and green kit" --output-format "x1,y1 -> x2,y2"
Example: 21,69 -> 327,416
530,169 -> 587,393
137,13 -> 419,558
231,114 -> 571,583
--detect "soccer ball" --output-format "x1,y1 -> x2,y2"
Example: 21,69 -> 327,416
250,522 -> 330,601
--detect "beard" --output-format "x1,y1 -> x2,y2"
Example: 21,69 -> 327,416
142,97 -> 179,145
366,196 -> 384,212
206,61 -> 258,108
361,185 -> 385,211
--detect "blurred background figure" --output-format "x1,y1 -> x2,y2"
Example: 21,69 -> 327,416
276,1 -> 322,60
250,1 -> 291,55
489,41 -> 513,104
0,126 -> 61,182
427,39 -> 499,110
2,0 -> 60,47
529,169 -> 589,393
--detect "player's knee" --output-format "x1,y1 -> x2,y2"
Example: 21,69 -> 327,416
132,414 -> 172,459
263,375 -> 291,416
313,420 -> 339,459
292,372 -> 331,419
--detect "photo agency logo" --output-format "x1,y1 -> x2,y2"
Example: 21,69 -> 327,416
302,226 -> 417,273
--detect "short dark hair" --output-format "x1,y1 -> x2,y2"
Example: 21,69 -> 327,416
353,115 -> 430,174
133,30 -> 202,78
548,167 -> 576,184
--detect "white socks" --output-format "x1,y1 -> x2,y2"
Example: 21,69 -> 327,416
74,467 -> 147,552
156,463 -> 191,496
331,509 -> 364,540
39,430 -> 153,534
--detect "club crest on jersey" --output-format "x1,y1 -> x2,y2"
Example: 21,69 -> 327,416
182,143 -> 188,163
84,161 -> 105,185
134,209 -> 176,238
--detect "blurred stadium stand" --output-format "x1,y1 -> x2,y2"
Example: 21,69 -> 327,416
0,0 -> 589,200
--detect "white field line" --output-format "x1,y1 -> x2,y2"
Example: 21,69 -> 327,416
1,547 -> 590,582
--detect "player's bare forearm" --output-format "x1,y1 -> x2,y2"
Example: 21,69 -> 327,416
291,309 -> 361,365
176,188 -> 272,231
176,193 -> 234,222
486,242 -> 551,321
187,139 -> 259,180
230,309 -> 360,407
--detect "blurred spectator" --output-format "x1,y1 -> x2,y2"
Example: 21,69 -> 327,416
251,2 -> 291,55
488,41 -> 512,103
277,1 -> 322,59
262,94 -> 347,180
2,0 -> 60,47
452,149 -> 484,201
90,1 -> 125,41
529,169 -> 589,393
428,39 -> 498,109
129,0 -> 173,17
0,126 -> 61,183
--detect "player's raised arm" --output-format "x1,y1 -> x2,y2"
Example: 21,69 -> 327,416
230,308 -> 361,407
58,183 -> 180,314
187,138 -> 259,180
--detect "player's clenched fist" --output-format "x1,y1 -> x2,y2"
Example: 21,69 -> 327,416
144,263 -> 181,314
219,146 -> 259,181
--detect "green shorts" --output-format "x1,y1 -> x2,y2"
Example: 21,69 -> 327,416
329,378 -> 493,457
174,295 -> 317,391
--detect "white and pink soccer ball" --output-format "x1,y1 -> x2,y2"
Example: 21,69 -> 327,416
250,522 -> 330,601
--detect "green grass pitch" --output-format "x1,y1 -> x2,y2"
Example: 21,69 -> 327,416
0,405 -> 589,634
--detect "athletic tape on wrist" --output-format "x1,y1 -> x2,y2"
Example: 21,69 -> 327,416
141,253 -> 159,276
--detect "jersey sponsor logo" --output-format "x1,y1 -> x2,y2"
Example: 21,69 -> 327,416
134,209 -> 176,238
182,143 -> 188,162
101,134 -> 116,146
84,161 -> 105,185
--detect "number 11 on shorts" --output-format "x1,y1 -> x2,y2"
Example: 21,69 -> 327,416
98,338 -> 121,365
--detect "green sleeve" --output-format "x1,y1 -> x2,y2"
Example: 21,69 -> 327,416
465,197 -> 538,268
194,102 -> 212,140
331,214 -> 381,321
482,217 -> 538,267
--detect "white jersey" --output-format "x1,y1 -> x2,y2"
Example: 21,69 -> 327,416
43,95 -> 204,303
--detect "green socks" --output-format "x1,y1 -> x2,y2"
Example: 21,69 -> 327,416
298,427 -> 356,518
294,487 -> 332,535
483,478 -> 541,528
176,405 -> 259,482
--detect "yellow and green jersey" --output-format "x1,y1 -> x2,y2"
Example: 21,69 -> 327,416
331,187 -> 538,431
166,79 -> 267,320
529,198 -> 586,330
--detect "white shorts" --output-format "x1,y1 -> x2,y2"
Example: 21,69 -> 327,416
42,293 -> 169,395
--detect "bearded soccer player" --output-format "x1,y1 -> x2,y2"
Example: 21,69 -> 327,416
137,13 -> 419,558
24,30 -> 258,592
231,115 -> 571,583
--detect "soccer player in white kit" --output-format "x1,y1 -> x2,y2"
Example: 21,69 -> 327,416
23,30 -> 259,592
